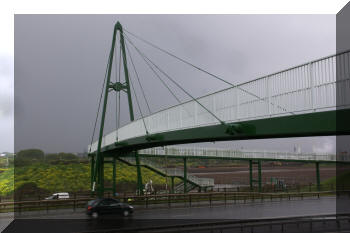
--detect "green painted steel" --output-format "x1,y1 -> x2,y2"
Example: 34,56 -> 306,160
249,160 -> 253,190
90,155 -> 94,191
258,160 -> 262,192
93,22 -> 118,197
183,157 -> 187,193
90,23 -> 349,197
116,156 -> 202,191
135,153 -> 144,195
115,22 -> 134,121
92,22 -> 136,197
316,162 -> 320,191
112,157 -> 116,196
114,152 -> 343,164
99,109 -> 350,154
171,176 -> 175,194
248,160 -> 262,192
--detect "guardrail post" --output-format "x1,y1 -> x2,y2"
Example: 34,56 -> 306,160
171,177 -> 175,194
209,193 -> 212,207
336,219 -> 341,230
224,192 -> 227,205
168,194 -> 171,208
189,194 -> 192,207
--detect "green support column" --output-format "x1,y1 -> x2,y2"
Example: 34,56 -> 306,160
183,158 -> 187,193
135,153 -> 143,195
112,157 -> 116,196
171,177 -> 175,194
116,22 -> 134,121
258,160 -> 262,192
90,155 -> 95,191
316,162 -> 320,191
99,155 -> 104,197
249,160 -> 253,191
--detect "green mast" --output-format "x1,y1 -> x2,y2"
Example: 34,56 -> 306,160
115,22 -> 134,121
92,21 -> 135,197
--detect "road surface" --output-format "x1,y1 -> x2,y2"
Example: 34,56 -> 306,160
2,196 -> 348,233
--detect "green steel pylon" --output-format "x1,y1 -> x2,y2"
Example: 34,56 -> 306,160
92,21 -> 135,198
135,153 -> 144,195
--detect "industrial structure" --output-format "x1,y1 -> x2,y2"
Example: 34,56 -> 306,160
88,22 -> 350,197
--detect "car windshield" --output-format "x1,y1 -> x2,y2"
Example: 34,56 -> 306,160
99,199 -> 120,206
47,195 -> 57,199
88,199 -> 99,206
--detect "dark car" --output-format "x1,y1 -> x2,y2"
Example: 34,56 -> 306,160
86,198 -> 134,218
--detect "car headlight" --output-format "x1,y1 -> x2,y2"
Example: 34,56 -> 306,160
129,205 -> 134,209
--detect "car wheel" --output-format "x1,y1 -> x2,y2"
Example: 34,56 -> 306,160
122,210 -> 129,217
91,212 -> 99,219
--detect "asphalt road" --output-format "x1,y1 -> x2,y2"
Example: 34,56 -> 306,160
1,196 -> 348,233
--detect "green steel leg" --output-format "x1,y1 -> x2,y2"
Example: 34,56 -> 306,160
171,177 -> 174,194
316,162 -> 320,191
116,22 -> 134,121
90,155 -> 95,191
94,22 -> 118,198
183,158 -> 187,193
258,160 -> 262,192
98,155 -> 105,197
249,160 -> 253,191
113,157 -> 116,196
135,153 -> 143,195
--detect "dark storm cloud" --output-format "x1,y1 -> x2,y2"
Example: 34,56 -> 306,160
14,14 -> 335,153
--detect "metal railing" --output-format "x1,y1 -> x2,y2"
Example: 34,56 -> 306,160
138,146 -> 341,162
89,51 -> 350,152
120,157 -> 214,187
0,191 -> 337,213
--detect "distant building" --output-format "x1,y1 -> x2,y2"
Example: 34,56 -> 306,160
75,152 -> 88,158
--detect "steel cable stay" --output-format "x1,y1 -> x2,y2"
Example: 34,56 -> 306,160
123,33 -> 226,126
124,42 -> 150,135
89,52 -> 111,154
123,28 -> 294,116
124,38 -> 207,124
125,39 -> 182,105
124,41 -> 152,115
90,46 -> 115,191
116,44 -> 122,141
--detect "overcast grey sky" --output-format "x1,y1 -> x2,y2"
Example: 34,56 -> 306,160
11,14 -> 337,154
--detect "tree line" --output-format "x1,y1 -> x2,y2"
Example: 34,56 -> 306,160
14,149 -> 87,166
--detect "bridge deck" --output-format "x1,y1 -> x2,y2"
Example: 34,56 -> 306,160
89,51 -> 350,154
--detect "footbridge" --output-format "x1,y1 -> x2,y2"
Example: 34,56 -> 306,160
88,22 -> 350,196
